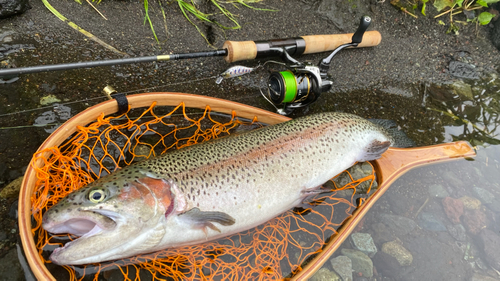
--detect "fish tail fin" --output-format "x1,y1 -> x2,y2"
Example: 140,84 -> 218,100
369,119 -> 416,148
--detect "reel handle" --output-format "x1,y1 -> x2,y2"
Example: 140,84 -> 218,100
223,30 -> 381,63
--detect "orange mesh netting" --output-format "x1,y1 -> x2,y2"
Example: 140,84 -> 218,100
29,101 -> 376,280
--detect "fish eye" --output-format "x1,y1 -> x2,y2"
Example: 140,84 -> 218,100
89,189 -> 106,203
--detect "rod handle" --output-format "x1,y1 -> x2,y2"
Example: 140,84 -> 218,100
302,30 -> 381,54
223,30 -> 381,63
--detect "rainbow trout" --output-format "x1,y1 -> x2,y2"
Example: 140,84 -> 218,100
42,112 -> 410,265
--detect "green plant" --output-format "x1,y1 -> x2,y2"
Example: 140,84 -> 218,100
431,0 -> 499,34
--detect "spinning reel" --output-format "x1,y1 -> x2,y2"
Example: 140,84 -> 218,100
263,16 -> 373,115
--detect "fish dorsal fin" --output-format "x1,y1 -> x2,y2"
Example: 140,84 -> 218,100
179,207 -> 235,234
358,140 -> 391,162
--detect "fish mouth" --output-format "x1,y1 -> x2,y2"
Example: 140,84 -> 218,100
43,209 -> 118,237
43,209 -> 119,264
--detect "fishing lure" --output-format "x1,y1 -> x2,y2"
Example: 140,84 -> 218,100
215,65 -> 258,84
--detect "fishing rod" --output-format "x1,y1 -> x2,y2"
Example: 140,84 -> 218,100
0,27 -> 381,77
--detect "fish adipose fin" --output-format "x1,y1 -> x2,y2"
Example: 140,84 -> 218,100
369,119 -> 416,148
180,207 -> 235,234
358,140 -> 391,162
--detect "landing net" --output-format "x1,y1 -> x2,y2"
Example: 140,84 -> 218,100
30,101 -> 376,280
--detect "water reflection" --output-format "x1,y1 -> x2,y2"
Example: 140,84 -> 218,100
316,78 -> 500,281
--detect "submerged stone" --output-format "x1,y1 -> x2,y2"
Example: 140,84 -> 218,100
478,229 -> 500,271
379,213 -> 417,237
330,255 -> 353,281
349,233 -> 377,258
381,240 -> 413,266
446,224 -> 467,242
311,267 -> 341,281
428,184 -> 449,198
418,212 -> 446,232
472,186 -> 495,204
459,196 -> 482,210
442,197 -> 464,224
340,249 -> 373,278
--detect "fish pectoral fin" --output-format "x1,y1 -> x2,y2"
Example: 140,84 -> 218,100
179,207 -> 235,234
358,140 -> 391,162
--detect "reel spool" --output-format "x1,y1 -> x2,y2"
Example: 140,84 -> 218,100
264,16 -> 372,115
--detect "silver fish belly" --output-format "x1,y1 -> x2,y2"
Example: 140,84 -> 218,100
42,112 -> 394,265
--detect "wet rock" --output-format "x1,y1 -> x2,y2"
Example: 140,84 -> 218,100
316,0 -> 370,31
350,233 -> 377,258
333,162 -> 377,195
0,247 -> 23,281
463,209 -> 487,234
340,249 -> 373,278
460,196 -> 482,210
0,176 -> 22,198
471,273 -> 500,281
442,197 -> 464,224
428,184 -> 449,198
0,0 -> 30,19
477,229 -> 500,271
486,198 -> 500,213
418,212 -> 446,232
473,186 -> 495,205
372,251 -> 401,279
370,222 -> 395,244
446,224 -> 467,242
311,267 -> 341,281
379,213 -> 417,237
330,255 -> 353,281
442,171 -> 466,190
381,240 -> 413,266
448,62 -> 479,80
40,95 -> 61,106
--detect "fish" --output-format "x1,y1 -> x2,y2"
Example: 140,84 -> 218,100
42,112 -> 412,265
215,65 -> 257,84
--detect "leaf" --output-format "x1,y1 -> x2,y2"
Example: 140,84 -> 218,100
476,0 -> 489,7
455,0 -> 464,7
433,0 -> 454,11
478,11 -> 495,25
421,0 -> 429,16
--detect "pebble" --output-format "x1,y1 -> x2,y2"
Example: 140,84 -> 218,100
459,196 -> 482,210
340,249 -> 373,278
418,212 -> 447,232
349,233 -> 377,258
463,209 -> 487,235
379,213 -> 418,237
330,255 -> 353,281
0,176 -> 23,198
478,229 -> 500,271
311,267 -> 341,281
441,171 -> 465,190
446,224 -> 467,242
333,162 -> 378,194
442,197 -> 464,224
473,186 -> 495,204
428,184 -> 449,198
381,240 -> 413,266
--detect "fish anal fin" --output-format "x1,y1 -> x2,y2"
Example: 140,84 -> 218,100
179,207 -> 235,234
358,140 -> 391,162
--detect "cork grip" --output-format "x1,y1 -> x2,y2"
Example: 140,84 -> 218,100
223,40 -> 258,63
301,30 -> 381,54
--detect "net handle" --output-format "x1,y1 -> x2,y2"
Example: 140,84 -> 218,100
18,92 -> 290,281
